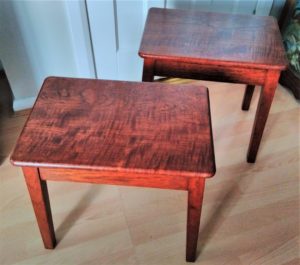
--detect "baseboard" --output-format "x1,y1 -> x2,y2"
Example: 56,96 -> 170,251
13,96 -> 36,111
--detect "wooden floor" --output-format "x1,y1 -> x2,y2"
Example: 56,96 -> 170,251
0,79 -> 299,265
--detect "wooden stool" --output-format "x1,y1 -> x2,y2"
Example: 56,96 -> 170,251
11,77 -> 216,262
139,8 -> 288,163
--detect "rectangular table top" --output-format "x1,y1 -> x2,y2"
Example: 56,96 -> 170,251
139,8 -> 287,70
11,77 -> 215,178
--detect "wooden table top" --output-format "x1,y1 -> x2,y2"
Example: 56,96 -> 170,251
11,77 -> 215,177
139,8 -> 287,70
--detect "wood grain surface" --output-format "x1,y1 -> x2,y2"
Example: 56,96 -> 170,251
11,77 -> 215,177
139,8 -> 288,163
139,8 -> 287,69
153,60 -> 267,85
39,167 -> 189,190
1,79 -> 299,265
10,77 -> 216,262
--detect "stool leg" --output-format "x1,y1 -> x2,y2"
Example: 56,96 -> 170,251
23,167 -> 56,249
186,178 -> 205,262
142,59 -> 155,82
241,85 -> 255,111
247,70 -> 280,163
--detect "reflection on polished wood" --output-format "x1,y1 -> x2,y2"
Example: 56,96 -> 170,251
10,77 -> 216,262
139,8 -> 288,163
1,79 -> 299,265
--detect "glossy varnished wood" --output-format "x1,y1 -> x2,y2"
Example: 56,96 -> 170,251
22,167 -> 56,249
2,79 -> 299,265
10,77 -> 216,262
247,70 -> 281,162
186,178 -> 205,262
39,168 -> 189,190
139,8 -> 287,69
139,8 -> 288,163
142,59 -> 155,82
153,60 -> 267,85
242,85 -> 256,111
11,77 -> 215,177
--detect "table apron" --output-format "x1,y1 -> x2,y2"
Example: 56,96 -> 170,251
154,60 -> 267,86
39,167 -> 190,191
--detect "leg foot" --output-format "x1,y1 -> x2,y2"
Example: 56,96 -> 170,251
247,70 -> 280,163
242,85 -> 255,111
142,59 -> 155,82
186,178 -> 205,262
23,167 -> 56,249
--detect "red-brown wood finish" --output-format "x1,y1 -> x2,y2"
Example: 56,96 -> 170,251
39,168 -> 189,190
11,77 -> 216,262
139,8 -> 288,163
242,85 -> 256,111
247,70 -> 281,162
186,178 -> 205,262
139,8 -> 287,69
142,58 -> 155,82
11,77 -> 215,176
154,60 -> 267,85
22,167 -> 56,249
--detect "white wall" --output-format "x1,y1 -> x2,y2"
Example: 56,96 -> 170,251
0,0 -> 285,111
0,1 -> 38,110
0,1 -> 94,111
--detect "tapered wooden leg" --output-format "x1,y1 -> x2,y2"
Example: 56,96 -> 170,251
247,70 -> 281,163
242,85 -> 255,110
142,58 -> 155,82
22,167 -> 56,249
186,178 -> 205,262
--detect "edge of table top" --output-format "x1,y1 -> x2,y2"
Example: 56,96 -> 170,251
11,160 -> 216,178
138,52 -> 287,71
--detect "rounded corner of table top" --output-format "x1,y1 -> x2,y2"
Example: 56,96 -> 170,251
9,153 -> 26,168
41,76 -> 60,87
9,154 -> 24,168
148,7 -> 161,14
9,156 -> 17,167
203,171 -> 216,179
192,166 -> 216,179
138,50 -> 146,59
43,76 -> 56,83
